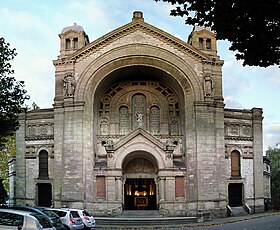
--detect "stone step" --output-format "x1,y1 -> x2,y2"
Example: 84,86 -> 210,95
230,206 -> 249,216
122,210 -> 162,218
95,216 -> 197,229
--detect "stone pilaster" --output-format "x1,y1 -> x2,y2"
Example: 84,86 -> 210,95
59,101 -> 85,206
194,101 -> 226,212
15,110 -> 27,205
252,108 -> 264,213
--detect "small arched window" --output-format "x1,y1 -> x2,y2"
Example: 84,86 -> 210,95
206,39 -> 212,49
149,106 -> 160,135
119,106 -> 129,135
73,37 -> 78,49
231,150 -> 241,177
65,38 -> 71,49
39,150 -> 49,179
199,37 -> 203,49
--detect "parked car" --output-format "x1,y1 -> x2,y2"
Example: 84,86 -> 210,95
68,209 -> 95,229
0,208 -> 55,230
3,205 -> 66,230
48,208 -> 84,230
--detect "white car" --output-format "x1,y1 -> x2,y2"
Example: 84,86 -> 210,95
48,208 -> 84,230
0,208 -> 55,230
69,209 -> 95,229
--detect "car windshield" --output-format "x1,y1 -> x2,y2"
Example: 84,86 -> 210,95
32,214 -> 53,228
83,210 -> 91,216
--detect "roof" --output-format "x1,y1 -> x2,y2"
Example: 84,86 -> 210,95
61,23 -> 84,34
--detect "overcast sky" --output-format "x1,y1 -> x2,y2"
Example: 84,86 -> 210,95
1,0 -> 279,152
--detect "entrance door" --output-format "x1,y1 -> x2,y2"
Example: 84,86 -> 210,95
37,183 -> 52,207
124,179 -> 157,210
228,183 -> 243,207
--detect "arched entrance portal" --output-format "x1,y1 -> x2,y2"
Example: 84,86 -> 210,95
123,155 -> 158,210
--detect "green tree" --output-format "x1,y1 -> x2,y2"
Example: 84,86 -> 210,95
0,135 -> 15,202
154,0 -> 280,67
0,178 -> 8,204
0,37 -> 29,149
266,144 -> 280,210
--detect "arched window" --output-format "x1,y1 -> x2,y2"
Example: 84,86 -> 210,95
199,37 -> 203,49
100,117 -> 108,135
73,37 -> 78,49
65,38 -> 71,49
149,106 -> 160,135
206,39 -> 212,49
170,117 -> 179,135
231,150 -> 241,177
39,150 -> 49,179
119,106 -> 129,135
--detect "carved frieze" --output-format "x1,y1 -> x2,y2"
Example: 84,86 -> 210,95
26,123 -> 54,140
124,158 -> 155,173
224,123 -> 252,139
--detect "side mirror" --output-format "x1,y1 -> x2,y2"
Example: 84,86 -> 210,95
17,224 -> 23,230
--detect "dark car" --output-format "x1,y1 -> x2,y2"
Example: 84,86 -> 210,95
4,206 -> 66,230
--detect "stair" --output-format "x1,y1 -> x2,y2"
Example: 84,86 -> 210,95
94,210 -> 197,228
122,210 -> 163,218
230,206 -> 249,216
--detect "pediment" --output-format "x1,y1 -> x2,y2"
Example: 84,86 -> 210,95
60,19 -> 213,64
114,128 -> 165,152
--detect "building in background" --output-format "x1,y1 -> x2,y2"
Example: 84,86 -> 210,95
12,11 -> 269,217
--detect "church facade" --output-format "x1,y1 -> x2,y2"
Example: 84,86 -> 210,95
13,12 -> 266,217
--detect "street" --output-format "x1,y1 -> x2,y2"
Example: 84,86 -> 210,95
168,213 -> 280,230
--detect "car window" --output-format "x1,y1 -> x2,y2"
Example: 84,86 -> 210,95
43,210 -> 59,218
32,214 -> 53,228
52,210 -> 66,217
0,211 -> 24,227
83,210 -> 91,216
70,211 -> 80,218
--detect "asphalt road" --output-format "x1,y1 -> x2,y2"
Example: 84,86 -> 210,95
168,213 -> 280,230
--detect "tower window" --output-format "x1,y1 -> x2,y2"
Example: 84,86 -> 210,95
65,38 -> 71,49
206,39 -> 211,49
74,38 -> 78,49
199,37 -> 203,49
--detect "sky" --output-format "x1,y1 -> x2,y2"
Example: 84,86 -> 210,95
1,0 -> 279,152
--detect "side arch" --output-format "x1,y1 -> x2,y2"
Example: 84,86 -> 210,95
114,142 -> 166,170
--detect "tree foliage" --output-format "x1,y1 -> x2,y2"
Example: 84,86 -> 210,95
0,37 -> 29,148
155,0 -> 280,67
266,144 -> 280,209
0,135 -> 15,203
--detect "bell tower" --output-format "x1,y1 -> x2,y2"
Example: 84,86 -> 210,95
188,26 -> 217,57
58,23 -> 89,58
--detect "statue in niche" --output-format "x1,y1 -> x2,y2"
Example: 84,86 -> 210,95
204,74 -> 214,97
136,112 -> 143,127
62,73 -> 76,97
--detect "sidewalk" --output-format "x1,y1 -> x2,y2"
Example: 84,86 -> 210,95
185,211 -> 280,229
95,211 -> 280,229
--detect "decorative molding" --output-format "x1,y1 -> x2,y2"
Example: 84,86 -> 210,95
54,21 -> 223,66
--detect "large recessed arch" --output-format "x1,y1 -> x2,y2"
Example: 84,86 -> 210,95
75,44 -> 203,105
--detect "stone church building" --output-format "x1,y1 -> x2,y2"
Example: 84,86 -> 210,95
12,12 -> 267,217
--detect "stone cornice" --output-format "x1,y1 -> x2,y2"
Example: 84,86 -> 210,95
53,20 -> 223,66
225,136 -> 253,141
